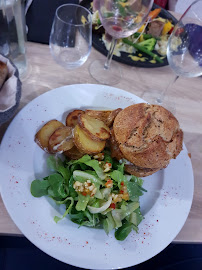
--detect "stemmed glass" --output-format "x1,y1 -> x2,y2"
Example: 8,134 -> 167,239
49,4 -> 92,69
89,0 -> 154,85
143,0 -> 202,112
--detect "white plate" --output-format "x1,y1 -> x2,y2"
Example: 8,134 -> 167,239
0,84 -> 194,269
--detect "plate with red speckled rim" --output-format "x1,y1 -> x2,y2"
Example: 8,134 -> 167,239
0,84 -> 194,269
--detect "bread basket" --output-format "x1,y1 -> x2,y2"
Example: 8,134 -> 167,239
0,54 -> 21,126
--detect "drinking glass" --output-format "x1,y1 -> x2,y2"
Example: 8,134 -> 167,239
89,0 -> 154,85
49,4 -> 92,69
143,0 -> 202,112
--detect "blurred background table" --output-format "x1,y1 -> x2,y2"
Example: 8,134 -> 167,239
0,41 -> 201,242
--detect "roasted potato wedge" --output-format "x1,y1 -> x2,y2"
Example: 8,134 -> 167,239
63,145 -> 85,160
66,110 -> 84,127
35,120 -> 64,152
106,108 -> 122,127
48,126 -> 74,153
78,114 -> 110,141
85,110 -> 112,124
85,109 -> 122,127
74,124 -> 106,154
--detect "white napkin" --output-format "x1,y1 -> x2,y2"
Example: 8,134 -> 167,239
0,54 -> 18,112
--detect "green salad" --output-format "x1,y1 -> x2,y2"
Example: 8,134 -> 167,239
30,150 -> 146,241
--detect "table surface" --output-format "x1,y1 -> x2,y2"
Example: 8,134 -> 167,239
0,40 -> 202,242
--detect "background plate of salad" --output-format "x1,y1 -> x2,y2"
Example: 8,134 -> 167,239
0,84 -> 194,269
81,0 -> 178,68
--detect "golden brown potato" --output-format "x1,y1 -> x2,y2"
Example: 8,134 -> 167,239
85,108 -> 122,127
66,110 -> 84,127
74,124 -> 106,154
63,145 -> 85,160
85,110 -> 112,124
48,126 -> 74,153
78,114 -> 110,141
106,108 -> 122,127
35,120 -> 64,152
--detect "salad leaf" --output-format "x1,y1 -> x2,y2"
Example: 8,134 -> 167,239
130,175 -> 144,186
111,209 -> 123,228
76,194 -> 90,211
112,201 -> 140,228
124,201 -> 140,216
80,211 -> 100,227
69,206 -> 86,224
127,182 -> 143,200
125,208 -> 144,227
90,199 -> 100,208
70,154 -> 91,165
70,155 -> 105,180
100,187 -> 111,200
103,212 -> 116,234
54,197 -> 74,223
115,220 -> 134,241
103,149 -> 113,164
47,155 -> 66,172
127,176 -> 147,201
47,155 -> 61,171
126,212 -> 138,225
69,175 -> 77,198
110,170 -> 127,188
51,196 -> 74,205
134,207 -> 144,226
47,155 -> 70,189
117,162 -> 125,174
73,170 -> 104,185
58,166 -> 70,184
84,160 -> 105,180
94,188 -> 103,199
48,173 -> 67,199
69,163 -> 81,174
112,159 -> 120,170
69,207 -> 99,227
31,179 -> 50,197
80,163 -> 88,171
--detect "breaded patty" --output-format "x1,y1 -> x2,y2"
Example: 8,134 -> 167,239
110,128 -> 162,177
124,164 -> 160,177
113,103 -> 183,169
109,128 -> 124,161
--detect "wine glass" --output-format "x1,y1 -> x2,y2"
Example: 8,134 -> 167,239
144,0 -> 202,112
49,4 -> 92,69
89,0 -> 154,85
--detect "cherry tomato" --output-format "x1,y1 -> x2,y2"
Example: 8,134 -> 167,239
110,203 -> 116,209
